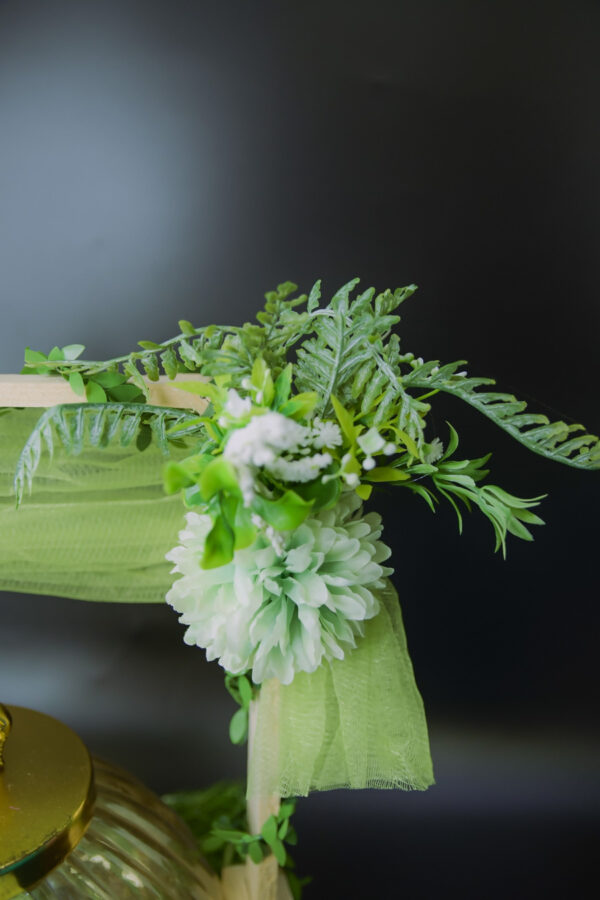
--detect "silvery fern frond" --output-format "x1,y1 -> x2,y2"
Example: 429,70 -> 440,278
404,361 -> 600,470
294,279 -> 417,415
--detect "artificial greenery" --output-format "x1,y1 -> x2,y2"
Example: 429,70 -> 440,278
12,277 -> 598,896
17,280 -> 599,563
403,360 -> 600,470
224,673 -> 257,745
162,781 -> 308,899
19,280 -> 308,397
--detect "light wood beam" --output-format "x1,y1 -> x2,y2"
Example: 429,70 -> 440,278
0,374 -> 209,413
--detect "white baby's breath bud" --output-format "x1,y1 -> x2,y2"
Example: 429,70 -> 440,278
238,467 -> 256,506
362,457 -> 376,471
224,389 -> 252,419
383,442 -> 396,456
266,452 -> 332,483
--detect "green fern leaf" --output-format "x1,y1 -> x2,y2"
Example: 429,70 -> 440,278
295,280 -> 416,415
405,362 -> 600,470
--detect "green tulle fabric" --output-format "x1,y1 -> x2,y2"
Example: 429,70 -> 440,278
1,408 -> 433,795
0,409 -> 182,602
249,583 -> 434,797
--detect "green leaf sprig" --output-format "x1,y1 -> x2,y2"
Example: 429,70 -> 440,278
23,344 -> 146,404
202,801 -> 297,868
163,782 -> 309,898
396,424 -> 545,557
21,281 -> 311,398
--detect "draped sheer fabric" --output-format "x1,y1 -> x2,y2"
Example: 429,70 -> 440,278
0,408 -> 183,602
1,408 -> 433,795
249,584 -> 433,797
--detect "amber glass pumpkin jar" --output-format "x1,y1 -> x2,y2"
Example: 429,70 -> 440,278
0,705 -> 221,900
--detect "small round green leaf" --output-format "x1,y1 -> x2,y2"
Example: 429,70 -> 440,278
61,344 -> 85,360
68,372 -> 86,396
229,707 -> 248,745
178,319 -> 196,336
24,347 -> 48,364
260,815 -> 278,846
271,837 -> 287,866
237,675 -> 253,709
247,841 -> 264,864
85,380 -> 107,403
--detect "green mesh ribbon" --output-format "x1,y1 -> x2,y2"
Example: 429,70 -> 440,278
1,408 -> 433,795
249,583 -> 434,797
0,409 -> 182,602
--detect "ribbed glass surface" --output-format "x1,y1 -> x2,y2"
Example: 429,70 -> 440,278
21,758 -> 220,899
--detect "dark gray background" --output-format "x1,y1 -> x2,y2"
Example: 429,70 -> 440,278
1,2 -> 599,897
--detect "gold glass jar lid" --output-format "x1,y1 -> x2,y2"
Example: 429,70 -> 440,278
0,704 -> 95,900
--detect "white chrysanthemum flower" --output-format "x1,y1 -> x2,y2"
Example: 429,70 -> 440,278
165,493 -> 393,685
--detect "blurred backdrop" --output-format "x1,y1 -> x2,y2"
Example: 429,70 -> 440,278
1,1 -> 599,897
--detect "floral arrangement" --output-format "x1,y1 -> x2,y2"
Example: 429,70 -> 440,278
11,278 -> 600,896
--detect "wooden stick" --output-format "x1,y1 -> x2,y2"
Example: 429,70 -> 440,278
0,373 -> 209,413
221,865 -> 250,900
245,679 -> 282,900
221,866 -> 293,900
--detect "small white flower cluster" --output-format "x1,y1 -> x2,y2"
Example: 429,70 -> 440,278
222,399 -> 342,504
165,493 -> 393,684
266,453 -> 334,484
